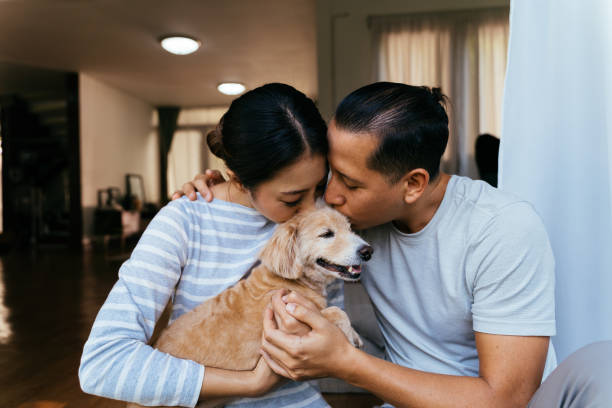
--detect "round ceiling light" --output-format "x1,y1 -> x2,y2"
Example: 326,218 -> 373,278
217,83 -> 246,95
160,35 -> 201,55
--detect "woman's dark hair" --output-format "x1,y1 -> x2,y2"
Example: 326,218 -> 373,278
334,82 -> 449,183
207,83 -> 327,190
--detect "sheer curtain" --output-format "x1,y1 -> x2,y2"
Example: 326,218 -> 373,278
372,9 -> 509,178
166,128 -> 228,197
499,0 -> 612,361
166,130 -> 206,197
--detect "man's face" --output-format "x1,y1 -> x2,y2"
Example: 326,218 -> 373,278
324,120 -> 405,230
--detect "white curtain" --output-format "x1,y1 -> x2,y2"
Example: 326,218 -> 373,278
499,0 -> 612,361
167,130 -> 205,197
372,9 -> 509,178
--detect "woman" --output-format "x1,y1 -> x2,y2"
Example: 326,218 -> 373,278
79,83 -> 338,407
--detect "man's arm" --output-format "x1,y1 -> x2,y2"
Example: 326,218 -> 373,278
261,292 -> 548,408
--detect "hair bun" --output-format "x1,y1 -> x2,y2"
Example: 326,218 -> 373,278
206,122 -> 228,160
431,87 -> 446,104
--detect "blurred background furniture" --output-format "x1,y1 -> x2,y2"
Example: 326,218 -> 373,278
92,174 -> 158,255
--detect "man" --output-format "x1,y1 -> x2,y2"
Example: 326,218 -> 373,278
259,82 -> 554,408
179,82 -> 612,407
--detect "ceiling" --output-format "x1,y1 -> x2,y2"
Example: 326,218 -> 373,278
0,0 -> 318,107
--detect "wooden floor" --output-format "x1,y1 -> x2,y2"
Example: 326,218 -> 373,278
0,248 -> 382,408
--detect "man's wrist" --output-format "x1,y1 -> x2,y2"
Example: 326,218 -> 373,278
332,341 -> 363,382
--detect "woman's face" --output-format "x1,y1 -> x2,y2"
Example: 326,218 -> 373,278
248,153 -> 328,223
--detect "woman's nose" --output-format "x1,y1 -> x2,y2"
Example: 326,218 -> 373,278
297,189 -> 317,212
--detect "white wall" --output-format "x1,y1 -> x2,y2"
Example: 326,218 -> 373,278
79,74 -> 159,236
316,0 -> 509,119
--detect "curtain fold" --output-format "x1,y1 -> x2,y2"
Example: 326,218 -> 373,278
157,106 -> 180,203
499,0 -> 612,361
372,9 -> 508,178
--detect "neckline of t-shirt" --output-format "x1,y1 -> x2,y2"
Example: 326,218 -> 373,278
390,175 -> 458,241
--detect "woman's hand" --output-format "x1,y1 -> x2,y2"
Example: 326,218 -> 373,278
171,169 -> 226,202
260,291 -> 354,381
248,355 -> 284,396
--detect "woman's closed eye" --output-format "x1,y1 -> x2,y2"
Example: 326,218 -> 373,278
282,198 -> 303,207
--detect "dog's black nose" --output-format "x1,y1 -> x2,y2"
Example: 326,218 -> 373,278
358,245 -> 373,261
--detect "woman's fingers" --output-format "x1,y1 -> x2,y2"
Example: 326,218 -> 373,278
192,174 -> 212,201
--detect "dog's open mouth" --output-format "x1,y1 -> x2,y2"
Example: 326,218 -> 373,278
316,258 -> 362,280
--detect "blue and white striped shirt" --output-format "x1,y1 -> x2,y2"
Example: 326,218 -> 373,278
79,195 -> 342,407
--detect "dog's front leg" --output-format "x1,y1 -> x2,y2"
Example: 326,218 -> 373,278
320,306 -> 364,349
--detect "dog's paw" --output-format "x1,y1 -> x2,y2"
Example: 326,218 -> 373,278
346,326 -> 364,349
321,306 -> 365,349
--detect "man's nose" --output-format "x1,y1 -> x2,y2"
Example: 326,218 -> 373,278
358,245 -> 373,261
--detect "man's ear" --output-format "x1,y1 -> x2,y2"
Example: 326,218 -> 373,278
259,218 -> 302,280
401,168 -> 429,204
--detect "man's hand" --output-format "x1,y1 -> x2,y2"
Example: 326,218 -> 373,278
260,291 -> 353,381
260,293 -> 548,408
171,169 -> 225,202
269,290 -> 312,337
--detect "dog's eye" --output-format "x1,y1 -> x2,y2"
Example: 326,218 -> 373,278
319,229 -> 335,239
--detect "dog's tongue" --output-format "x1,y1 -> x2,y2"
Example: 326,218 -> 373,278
348,265 -> 362,274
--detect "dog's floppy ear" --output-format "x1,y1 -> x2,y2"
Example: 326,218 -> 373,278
259,218 -> 302,280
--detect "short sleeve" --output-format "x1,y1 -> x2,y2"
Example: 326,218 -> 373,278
468,202 -> 556,336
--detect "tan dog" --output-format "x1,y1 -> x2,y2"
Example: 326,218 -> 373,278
127,204 -> 372,408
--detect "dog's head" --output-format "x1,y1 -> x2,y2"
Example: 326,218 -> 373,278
259,203 -> 373,287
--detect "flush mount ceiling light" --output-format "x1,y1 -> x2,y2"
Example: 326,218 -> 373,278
159,35 -> 201,55
217,83 -> 246,95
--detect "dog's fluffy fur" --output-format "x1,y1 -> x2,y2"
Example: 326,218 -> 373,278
127,204 -> 370,408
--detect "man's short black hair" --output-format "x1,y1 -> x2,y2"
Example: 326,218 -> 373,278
334,82 -> 449,183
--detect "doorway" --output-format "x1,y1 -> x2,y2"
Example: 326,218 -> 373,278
0,62 -> 82,249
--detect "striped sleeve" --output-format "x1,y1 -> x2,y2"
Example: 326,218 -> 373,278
79,200 -> 204,407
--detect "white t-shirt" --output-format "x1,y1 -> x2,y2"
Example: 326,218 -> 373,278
360,175 -> 557,378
